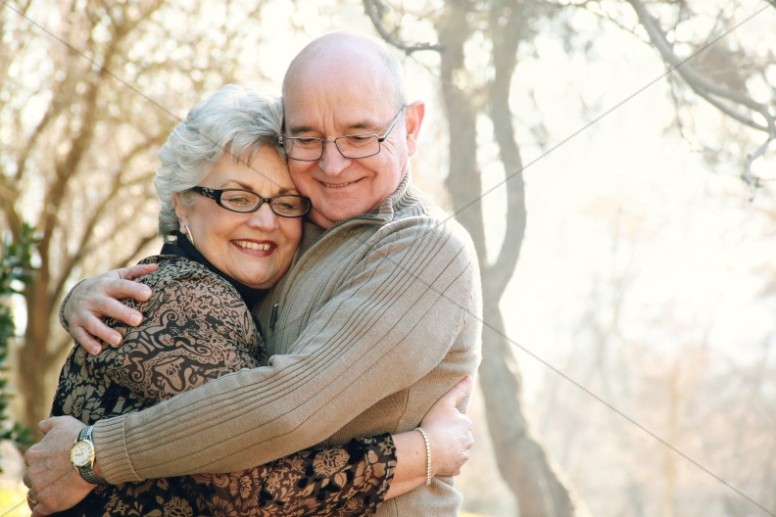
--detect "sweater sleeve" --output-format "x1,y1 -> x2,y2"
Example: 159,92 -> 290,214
93,218 -> 481,482
92,262 -> 396,513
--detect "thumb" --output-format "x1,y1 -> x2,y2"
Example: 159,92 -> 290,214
38,418 -> 55,434
444,375 -> 473,407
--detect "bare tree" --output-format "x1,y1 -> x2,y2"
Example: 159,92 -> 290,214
0,0 -> 272,431
362,0 -> 774,514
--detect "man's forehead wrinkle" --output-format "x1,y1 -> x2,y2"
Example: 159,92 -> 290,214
285,112 -> 383,135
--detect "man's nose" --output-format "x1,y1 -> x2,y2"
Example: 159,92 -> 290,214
318,140 -> 351,176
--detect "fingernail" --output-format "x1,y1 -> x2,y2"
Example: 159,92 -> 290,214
140,287 -> 151,298
129,314 -> 142,326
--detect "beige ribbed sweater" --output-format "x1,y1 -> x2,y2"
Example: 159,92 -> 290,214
93,176 -> 482,516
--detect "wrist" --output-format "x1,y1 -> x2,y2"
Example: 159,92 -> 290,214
70,424 -> 107,485
415,427 -> 432,486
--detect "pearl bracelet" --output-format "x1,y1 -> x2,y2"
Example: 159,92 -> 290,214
415,427 -> 432,486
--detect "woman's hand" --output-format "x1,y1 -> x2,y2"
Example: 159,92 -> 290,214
420,375 -> 474,477
63,264 -> 157,355
384,376 -> 475,500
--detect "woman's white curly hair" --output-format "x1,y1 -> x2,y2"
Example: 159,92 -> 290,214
155,84 -> 284,237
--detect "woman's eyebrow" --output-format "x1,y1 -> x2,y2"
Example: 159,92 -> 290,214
223,180 -> 298,195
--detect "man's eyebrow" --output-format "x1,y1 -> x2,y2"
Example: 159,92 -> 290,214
286,119 -> 380,135
286,124 -> 314,134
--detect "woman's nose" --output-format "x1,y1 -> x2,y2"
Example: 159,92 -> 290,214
248,202 -> 279,230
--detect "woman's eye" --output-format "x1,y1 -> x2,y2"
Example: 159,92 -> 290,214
223,194 -> 253,206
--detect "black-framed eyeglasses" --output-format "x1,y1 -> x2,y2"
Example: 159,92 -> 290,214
280,106 -> 405,162
186,186 -> 311,218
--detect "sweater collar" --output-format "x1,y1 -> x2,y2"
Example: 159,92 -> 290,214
298,172 -> 414,255
161,231 -> 266,307
373,170 -> 411,222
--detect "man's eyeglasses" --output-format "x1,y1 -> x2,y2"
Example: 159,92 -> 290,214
280,107 -> 405,162
186,186 -> 311,218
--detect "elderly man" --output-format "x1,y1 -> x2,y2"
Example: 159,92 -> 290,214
25,32 -> 482,516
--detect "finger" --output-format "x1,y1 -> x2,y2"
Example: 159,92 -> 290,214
78,308 -> 126,346
104,276 -> 152,303
444,376 -> 473,407
97,295 -> 145,326
71,328 -> 105,356
38,418 -> 55,434
117,263 -> 158,282
31,505 -> 50,517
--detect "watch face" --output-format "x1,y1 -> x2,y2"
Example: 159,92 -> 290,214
70,441 -> 94,468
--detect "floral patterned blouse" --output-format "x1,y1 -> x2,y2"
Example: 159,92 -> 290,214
51,242 -> 396,517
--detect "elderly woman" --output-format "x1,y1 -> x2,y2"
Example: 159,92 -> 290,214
47,85 -> 471,516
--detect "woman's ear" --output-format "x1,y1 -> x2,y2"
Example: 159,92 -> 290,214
403,100 -> 425,157
173,193 -> 188,227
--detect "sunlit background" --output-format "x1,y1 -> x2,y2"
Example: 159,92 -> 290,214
1,1 -> 775,516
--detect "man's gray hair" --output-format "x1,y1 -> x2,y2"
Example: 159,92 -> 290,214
155,84 -> 284,237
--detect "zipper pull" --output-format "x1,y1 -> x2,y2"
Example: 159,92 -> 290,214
270,303 -> 279,331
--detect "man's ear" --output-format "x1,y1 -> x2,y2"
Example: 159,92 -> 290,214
403,100 -> 425,156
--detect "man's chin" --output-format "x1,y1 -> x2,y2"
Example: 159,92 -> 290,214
312,204 -> 367,228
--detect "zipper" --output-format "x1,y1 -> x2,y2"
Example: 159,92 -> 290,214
268,214 -> 384,332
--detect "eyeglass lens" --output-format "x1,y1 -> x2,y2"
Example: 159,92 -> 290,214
284,108 -> 404,161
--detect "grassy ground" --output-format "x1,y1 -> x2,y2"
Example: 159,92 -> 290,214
0,484 -> 30,517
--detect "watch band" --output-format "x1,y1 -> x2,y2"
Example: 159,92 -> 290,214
74,425 -> 107,485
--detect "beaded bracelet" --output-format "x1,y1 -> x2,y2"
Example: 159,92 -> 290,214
415,427 -> 432,486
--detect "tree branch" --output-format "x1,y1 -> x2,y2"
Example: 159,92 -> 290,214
626,0 -> 775,185
362,0 -> 442,54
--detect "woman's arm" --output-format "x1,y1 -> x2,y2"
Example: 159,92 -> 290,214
386,376 -> 473,499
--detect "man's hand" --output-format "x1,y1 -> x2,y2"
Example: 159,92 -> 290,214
23,417 -> 96,516
64,264 -> 157,355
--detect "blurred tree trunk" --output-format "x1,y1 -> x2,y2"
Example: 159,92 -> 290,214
436,2 -> 581,515
366,0 -> 584,513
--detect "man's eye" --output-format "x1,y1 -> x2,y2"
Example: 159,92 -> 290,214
294,137 -> 321,148
345,135 -> 374,145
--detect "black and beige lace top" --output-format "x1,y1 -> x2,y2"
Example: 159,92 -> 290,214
51,236 -> 396,516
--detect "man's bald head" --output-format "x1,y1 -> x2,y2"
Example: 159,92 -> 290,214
282,31 -> 406,112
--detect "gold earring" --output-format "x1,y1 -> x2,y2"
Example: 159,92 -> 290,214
183,224 -> 196,247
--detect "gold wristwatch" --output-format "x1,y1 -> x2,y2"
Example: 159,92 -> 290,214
70,425 -> 106,485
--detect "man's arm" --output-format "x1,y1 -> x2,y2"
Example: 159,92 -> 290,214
50,219 -> 480,485
90,219 -> 480,483
24,377 -> 474,515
